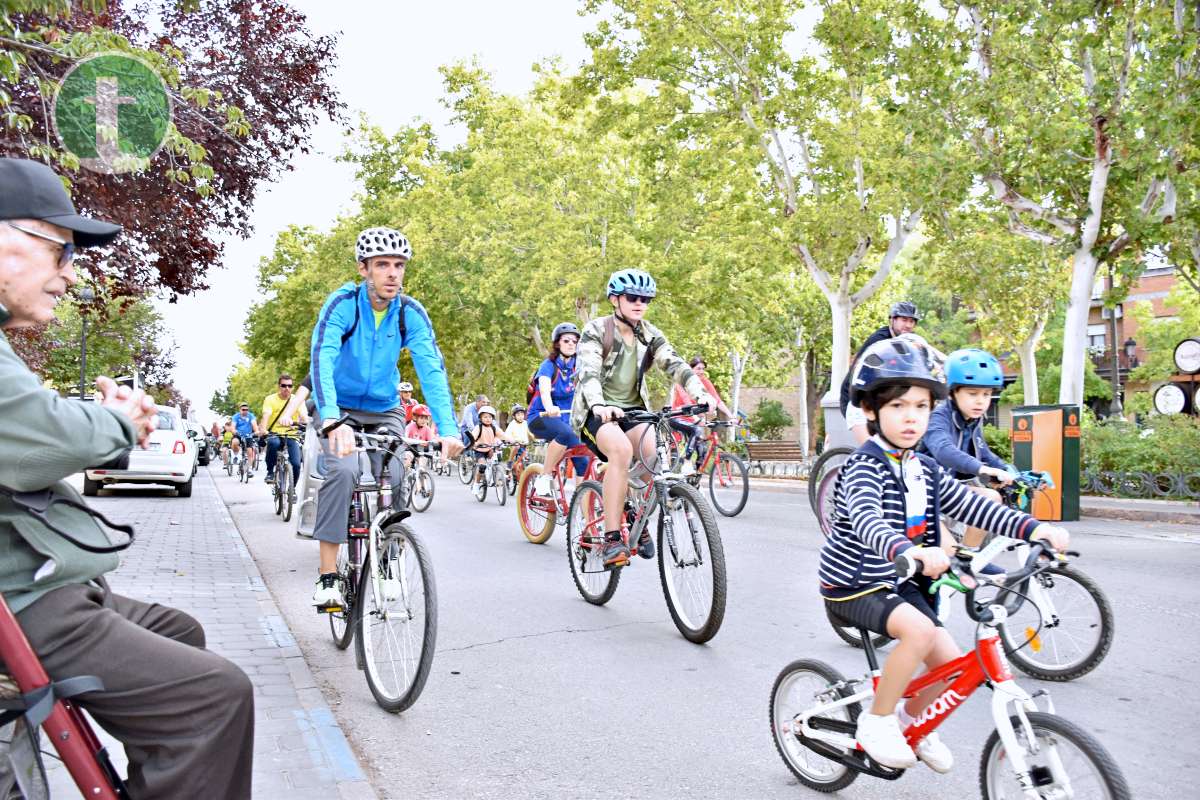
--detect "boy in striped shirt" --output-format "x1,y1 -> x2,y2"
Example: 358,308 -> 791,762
820,339 -> 1070,772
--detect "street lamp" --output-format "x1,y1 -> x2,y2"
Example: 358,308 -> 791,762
77,285 -> 95,399
1123,337 -> 1138,368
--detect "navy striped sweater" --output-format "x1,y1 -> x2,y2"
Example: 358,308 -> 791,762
819,442 -> 1039,598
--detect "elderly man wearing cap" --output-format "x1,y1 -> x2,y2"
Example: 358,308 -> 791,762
0,158 -> 254,799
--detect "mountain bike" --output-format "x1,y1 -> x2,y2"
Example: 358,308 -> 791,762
237,443 -> 250,483
316,418 -> 437,713
271,427 -> 303,523
669,419 -> 750,517
769,540 -> 1130,798
565,405 -> 726,644
222,444 -> 234,476
505,444 -> 530,496
467,448 -> 506,505
515,444 -> 597,544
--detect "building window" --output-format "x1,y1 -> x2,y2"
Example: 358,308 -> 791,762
1087,324 -> 1107,354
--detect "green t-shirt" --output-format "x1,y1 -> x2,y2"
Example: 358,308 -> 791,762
603,343 -> 641,408
372,307 -> 387,329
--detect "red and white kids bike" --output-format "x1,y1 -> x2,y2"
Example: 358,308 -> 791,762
769,539 -> 1130,798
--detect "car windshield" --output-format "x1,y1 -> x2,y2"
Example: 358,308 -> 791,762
156,412 -> 177,431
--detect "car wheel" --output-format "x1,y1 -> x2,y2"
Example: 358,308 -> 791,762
177,478 -> 193,498
83,476 -> 101,497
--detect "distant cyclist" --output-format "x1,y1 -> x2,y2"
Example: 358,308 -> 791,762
919,348 -> 1015,548
839,301 -> 921,445
232,403 -> 258,474
669,355 -> 735,468
398,381 -> 418,423
308,227 -> 464,608
572,269 -> 713,568
261,373 -> 306,486
527,322 -> 589,495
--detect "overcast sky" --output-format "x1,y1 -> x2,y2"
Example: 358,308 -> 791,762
164,2 -> 596,420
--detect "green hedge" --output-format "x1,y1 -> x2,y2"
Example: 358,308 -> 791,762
982,425 -> 1012,463
1081,415 -> 1200,475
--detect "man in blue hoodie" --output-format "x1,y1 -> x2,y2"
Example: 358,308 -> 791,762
919,348 -> 1014,547
308,227 -> 463,607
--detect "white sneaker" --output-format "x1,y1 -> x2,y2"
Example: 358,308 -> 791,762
679,460 -> 696,476
915,731 -> 954,773
856,712 -> 917,769
312,573 -> 343,607
533,473 -> 552,495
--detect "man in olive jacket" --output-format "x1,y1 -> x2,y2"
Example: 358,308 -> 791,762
0,158 -> 253,799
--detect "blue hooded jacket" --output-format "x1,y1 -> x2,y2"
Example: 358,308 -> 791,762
919,399 -> 1009,480
310,282 -> 456,437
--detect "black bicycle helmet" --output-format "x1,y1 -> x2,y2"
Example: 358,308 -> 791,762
849,339 -> 947,405
551,322 -> 580,342
889,301 -> 921,321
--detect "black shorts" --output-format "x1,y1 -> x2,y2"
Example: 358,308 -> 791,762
825,581 -> 941,637
580,407 -> 647,461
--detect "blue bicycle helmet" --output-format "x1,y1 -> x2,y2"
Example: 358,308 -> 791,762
945,348 -> 1004,389
849,339 -> 948,405
606,268 -> 657,298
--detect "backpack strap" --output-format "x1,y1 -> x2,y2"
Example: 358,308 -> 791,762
602,315 -> 616,360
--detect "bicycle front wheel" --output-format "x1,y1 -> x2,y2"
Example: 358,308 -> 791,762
770,659 -> 860,792
808,447 -> 852,537
355,524 -> 437,713
282,465 -> 295,522
457,452 -> 474,485
493,466 -> 507,506
708,451 -> 749,517
411,468 -> 435,513
999,564 -> 1114,681
328,543 -> 354,650
566,479 -> 619,605
516,464 -> 556,544
658,482 -> 726,643
980,711 -> 1130,799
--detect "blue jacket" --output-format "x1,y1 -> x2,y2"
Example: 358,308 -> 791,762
919,400 -> 1008,480
310,282 -> 457,437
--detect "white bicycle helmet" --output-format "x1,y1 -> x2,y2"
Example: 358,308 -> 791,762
398,381 -> 414,392
356,227 -> 412,262
478,405 -> 497,418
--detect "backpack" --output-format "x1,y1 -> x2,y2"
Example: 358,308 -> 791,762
340,291 -> 412,344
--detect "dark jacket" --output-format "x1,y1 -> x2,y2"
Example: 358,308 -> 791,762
838,325 -> 893,415
919,400 -> 1009,480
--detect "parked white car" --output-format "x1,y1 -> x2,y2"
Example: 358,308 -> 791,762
84,407 -> 200,497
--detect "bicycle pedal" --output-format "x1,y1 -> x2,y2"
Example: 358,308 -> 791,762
316,605 -> 343,614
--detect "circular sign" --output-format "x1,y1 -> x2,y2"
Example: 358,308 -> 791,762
1153,383 -> 1186,415
52,53 -> 172,175
1175,338 -> 1200,374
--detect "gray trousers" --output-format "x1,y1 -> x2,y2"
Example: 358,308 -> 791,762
313,407 -> 407,544
12,582 -> 254,799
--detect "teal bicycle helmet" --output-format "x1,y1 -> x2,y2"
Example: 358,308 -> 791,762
606,268 -> 657,298
945,348 -> 1004,389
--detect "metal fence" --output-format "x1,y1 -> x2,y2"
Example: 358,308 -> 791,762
1082,469 -> 1200,500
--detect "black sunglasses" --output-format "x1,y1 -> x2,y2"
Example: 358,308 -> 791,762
624,294 -> 653,305
279,383 -> 293,388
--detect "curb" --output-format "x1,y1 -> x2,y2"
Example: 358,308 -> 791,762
206,469 -> 380,800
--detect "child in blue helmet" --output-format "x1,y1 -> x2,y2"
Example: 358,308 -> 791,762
918,348 -> 1014,547
821,339 -> 1069,772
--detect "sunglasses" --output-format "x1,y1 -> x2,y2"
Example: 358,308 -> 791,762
623,294 -> 653,305
5,221 -> 75,269
279,383 -> 293,389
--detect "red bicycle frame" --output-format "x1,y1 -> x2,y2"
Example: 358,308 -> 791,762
0,594 -> 123,799
527,444 -> 597,518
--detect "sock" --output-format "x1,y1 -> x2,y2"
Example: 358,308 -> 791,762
895,704 -> 915,730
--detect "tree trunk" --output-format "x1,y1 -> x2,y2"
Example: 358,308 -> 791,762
1058,246 -> 1099,406
796,344 -> 810,456
828,292 -> 853,389
729,347 -> 752,427
1015,316 -> 1046,404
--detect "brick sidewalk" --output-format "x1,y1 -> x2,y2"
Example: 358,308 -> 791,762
49,469 -> 376,799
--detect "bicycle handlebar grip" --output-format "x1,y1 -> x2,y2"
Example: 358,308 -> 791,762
321,413 -> 352,437
893,551 -> 919,581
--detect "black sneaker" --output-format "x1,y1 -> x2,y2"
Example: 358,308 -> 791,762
637,530 -> 655,560
602,533 -> 630,568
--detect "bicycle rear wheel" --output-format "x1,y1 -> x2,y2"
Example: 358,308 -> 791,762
282,464 -> 295,522
658,482 -> 726,643
813,460 -> 845,538
708,451 -> 749,517
999,564 -> 1113,681
328,543 -> 354,650
770,659 -> 860,792
517,464 -> 556,544
566,480 -> 619,605
411,468 -> 435,513
457,452 -> 474,485
355,524 -> 437,713
980,711 -> 1130,799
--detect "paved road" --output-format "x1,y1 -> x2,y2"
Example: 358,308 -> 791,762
214,465 -> 1199,799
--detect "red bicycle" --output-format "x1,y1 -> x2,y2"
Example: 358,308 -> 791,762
769,540 -> 1130,798
669,419 -> 750,517
515,444 -> 597,544
0,593 -> 127,798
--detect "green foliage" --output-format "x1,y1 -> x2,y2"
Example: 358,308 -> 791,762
1082,416 -> 1200,476
998,309 -> 1111,406
1128,283 -> 1200,385
749,398 -> 793,441
209,385 -> 236,418
982,425 -> 1012,464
